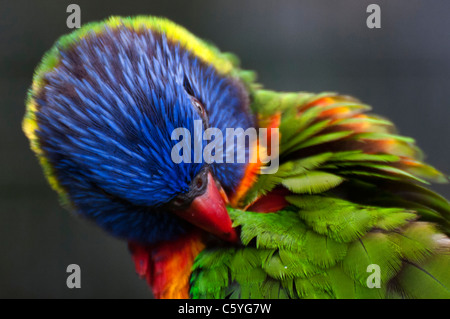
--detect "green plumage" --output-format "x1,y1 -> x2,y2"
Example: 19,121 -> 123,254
190,90 -> 450,299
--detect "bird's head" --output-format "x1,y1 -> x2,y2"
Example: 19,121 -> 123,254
24,17 -> 257,244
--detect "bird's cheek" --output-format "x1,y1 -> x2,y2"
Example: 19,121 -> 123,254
173,172 -> 238,243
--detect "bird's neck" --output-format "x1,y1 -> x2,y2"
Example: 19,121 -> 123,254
128,231 -> 205,299
229,112 -> 282,208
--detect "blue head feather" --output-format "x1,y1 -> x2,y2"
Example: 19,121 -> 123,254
34,26 -> 254,243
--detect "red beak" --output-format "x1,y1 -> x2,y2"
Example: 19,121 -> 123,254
173,172 -> 238,243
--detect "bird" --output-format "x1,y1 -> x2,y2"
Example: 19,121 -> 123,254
23,16 -> 450,299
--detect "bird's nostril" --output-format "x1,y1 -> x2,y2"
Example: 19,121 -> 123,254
196,176 -> 204,189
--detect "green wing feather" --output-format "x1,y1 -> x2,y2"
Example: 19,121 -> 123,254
190,90 -> 450,299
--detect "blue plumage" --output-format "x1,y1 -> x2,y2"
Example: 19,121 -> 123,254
34,25 -> 254,243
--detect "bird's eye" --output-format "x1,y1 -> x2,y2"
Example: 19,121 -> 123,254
191,97 -> 206,118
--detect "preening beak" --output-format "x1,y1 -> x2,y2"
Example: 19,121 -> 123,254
173,172 -> 238,243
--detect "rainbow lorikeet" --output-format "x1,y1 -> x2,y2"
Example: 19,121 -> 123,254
23,16 -> 450,299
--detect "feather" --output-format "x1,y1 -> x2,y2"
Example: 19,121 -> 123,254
282,171 -> 344,194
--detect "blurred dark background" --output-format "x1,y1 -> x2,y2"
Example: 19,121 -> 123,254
0,0 -> 449,298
